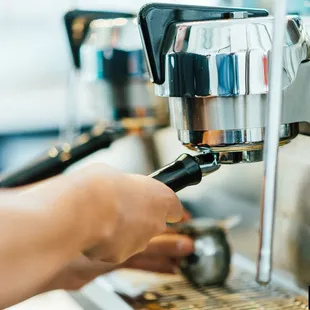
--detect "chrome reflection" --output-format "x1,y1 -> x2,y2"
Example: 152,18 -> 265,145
156,16 -> 310,98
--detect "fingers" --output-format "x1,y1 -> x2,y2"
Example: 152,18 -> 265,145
143,234 -> 194,257
165,195 -> 184,223
181,209 -> 192,222
146,177 -> 184,224
124,256 -> 178,274
67,166 -> 186,265
165,209 -> 192,234
164,226 -> 176,234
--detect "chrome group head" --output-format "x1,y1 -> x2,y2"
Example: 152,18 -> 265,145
138,4 -> 310,163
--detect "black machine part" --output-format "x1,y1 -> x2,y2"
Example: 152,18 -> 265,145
64,10 -> 135,68
177,222 -> 231,287
150,153 -> 220,192
0,126 -> 125,188
0,122 -> 220,191
137,3 -> 269,85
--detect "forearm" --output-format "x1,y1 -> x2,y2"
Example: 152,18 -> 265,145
0,162 -> 184,308
42,256 -> 119,293
0,177 -> 91,308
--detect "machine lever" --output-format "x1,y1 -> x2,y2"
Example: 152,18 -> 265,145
150,153 -> 220,193
0,126 -> 125,188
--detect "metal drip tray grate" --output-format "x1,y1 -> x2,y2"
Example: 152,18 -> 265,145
119,268 -> 308,309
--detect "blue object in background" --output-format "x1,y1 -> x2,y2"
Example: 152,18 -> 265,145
234,0 -> 310,15
286,0 -> 310,15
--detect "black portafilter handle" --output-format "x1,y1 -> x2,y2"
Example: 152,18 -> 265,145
0,126 -> 125,188
149,153 -> 220,193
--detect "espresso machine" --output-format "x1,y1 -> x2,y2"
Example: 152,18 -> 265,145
64,9 -> 169,137
108,1 -> 310,308
2,2 -> 310,308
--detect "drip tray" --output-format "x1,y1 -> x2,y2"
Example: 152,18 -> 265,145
118,268 -> 308,310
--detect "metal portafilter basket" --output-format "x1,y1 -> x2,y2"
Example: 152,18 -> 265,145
172,218 -> 234,287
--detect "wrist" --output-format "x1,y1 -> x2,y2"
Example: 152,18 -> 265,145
18,175 -> 94,261
52,172 -> 117,256
46,175 -> 96,254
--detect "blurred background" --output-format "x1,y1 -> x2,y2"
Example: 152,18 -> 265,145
1,0 -> 309,172
3,0 -> 310,308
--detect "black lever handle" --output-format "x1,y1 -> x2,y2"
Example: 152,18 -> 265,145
149,153 -> 222,193
138,3 -> 269,85
150,154 -> 202,192
64,10 -> 135,68
0,127 -> 125,188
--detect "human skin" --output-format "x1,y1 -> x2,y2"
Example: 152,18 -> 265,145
42,230 -> 194,292
0,163 -> 184,308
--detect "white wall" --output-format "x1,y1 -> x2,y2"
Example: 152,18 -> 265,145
0,0 -> 307,134
0,0 -> 75,132
0,0 -> 222,133
0,0 -> 223,170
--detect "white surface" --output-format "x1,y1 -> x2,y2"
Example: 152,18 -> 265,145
0,0 -> 73,132
0,0 -> 222,133
77,0 -> 221,12
66,135 -> 155,175
82,280 -> 133,310
6,291 -> 83,310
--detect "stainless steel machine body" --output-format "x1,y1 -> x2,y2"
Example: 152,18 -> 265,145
63,10 -> 170,171
175,218 -> 231,287
137,3 -> 310,286
151,14 -> 310,163
79,17 -> 168,132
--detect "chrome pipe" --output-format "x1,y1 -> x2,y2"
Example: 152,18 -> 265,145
256,0 -> 288,285
61,68 -> 81,144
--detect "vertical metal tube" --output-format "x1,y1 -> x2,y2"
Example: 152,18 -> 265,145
60,0 -> 81,144
60,68 -> 81,144
256,0 -> 288,285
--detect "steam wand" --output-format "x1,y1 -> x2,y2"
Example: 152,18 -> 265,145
257,0 -> 288,285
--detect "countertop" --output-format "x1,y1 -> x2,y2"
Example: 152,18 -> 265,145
6,291 -> 83,310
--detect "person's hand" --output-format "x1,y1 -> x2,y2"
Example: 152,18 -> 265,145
58,163 -> 184,264
0,164 -> 184,308
5,163 -> 183,306
125,209 -> 194,273
42,222 -> 194,292
123,230 -> 194,274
